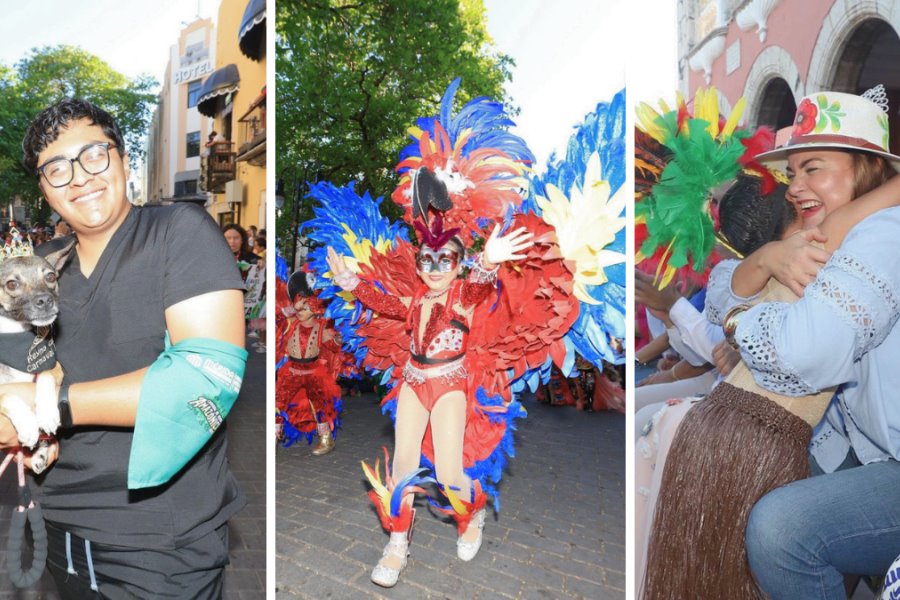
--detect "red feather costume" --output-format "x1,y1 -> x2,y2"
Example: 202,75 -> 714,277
275,278 -> 343,446
344,212 -> 578,483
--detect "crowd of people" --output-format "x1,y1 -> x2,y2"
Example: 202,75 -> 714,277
222,222 -> 266,353
0,219 -> 71,249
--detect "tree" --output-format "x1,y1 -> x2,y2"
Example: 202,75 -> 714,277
0,45 -> 157,219
275,0 -> 514,258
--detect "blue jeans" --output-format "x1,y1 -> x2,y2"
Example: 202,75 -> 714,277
746,451 -> 900,599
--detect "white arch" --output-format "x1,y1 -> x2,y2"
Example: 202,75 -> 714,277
741,45 -> 804,127
807,0 -> 900,91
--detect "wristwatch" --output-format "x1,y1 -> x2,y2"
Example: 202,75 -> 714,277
57,383 -> 73,429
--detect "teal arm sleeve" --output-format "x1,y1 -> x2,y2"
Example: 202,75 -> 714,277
128,335 -> 248,489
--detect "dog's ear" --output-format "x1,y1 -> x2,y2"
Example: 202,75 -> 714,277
44,237 -> 77,272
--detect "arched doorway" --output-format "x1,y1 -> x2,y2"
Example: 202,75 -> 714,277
755,77 -> 797,132
833,18 -> 900,154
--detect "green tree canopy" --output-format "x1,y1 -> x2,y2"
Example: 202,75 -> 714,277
275,0 -> 515,254
0,45 -> 157,215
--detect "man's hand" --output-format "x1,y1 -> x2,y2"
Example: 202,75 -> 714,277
635,270 -> 682,315
656,354 -> 679,371
22,441 -> 60,473
0,383 -> 36,447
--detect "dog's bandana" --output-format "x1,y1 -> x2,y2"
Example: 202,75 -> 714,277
0,327 -> 56,374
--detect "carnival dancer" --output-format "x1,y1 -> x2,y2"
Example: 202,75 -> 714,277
304,80 -> 625,588
275,271 -> 342,455
327,199 -> 533,584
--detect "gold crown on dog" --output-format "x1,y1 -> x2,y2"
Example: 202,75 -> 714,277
0,226 -> 34,262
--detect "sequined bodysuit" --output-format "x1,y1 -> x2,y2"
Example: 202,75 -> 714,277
349,264 -> 497,409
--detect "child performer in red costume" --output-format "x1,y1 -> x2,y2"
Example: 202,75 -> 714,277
326,171 -> 534,586
275,271 -> 342,455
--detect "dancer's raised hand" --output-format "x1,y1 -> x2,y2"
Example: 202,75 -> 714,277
483,224 -> 534,268
326,246 -> 359,291
326,246 -> 348,277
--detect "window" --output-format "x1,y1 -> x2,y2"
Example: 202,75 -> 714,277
186,131 -> 200,158
187,80 -> 202,108
174,179 -> 198,196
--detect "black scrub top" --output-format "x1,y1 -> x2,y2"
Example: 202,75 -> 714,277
35,203 -> 246,549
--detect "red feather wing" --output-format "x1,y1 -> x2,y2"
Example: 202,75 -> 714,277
354,240 -> 420,376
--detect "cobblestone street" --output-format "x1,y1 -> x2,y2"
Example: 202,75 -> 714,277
276,391 -> 625,599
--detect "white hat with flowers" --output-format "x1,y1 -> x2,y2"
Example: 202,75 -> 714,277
755,84 -> 900,172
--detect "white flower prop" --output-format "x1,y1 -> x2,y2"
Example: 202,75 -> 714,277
536,152 -> 625,304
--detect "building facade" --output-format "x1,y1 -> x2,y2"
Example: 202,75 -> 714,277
678,0 -> 900,150
196,0 -> 266,231
144,18 -> 216,206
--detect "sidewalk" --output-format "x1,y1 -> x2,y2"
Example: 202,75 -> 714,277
276,391 -> 625,599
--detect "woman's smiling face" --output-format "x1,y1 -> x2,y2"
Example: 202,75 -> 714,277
416,245 -> 461,292
786,149 -> 855,229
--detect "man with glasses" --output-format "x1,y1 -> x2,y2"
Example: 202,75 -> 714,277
0,98 -> 248,597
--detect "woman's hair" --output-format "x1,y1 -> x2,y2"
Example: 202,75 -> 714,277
222,223 -> 250,253
851,152 -> 896,198
718,174 -> 797,256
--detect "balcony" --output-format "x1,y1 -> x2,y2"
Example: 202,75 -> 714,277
201,141 -> 236,193
235,88 -> 266,167
735,0 -> 782,42
687,26 -> 728,84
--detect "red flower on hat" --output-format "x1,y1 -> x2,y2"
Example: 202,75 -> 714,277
793,99 -> 817,136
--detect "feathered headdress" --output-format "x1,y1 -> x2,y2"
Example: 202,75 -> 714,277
635,87 -> 776,289
393,78 -> 534,244
286,269 -> 324,314
413,212 -> 460,252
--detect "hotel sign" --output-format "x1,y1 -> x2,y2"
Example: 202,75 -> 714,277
174,60 -> 213,85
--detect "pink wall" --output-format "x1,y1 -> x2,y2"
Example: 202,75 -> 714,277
688,0 -> 836,105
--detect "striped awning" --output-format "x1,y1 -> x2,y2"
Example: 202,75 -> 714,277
238,0 -> 265,61
196,64 -> 240,117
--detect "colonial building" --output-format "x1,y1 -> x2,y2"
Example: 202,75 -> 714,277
678,0 -> 900,149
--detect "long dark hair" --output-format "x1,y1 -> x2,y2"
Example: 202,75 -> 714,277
223,223 -> 251,255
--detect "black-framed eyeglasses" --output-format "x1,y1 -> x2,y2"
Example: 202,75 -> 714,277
36,142 -> 118,188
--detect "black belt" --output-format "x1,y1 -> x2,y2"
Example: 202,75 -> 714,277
289,356 -> 318,365
449,319 -> 469,333
410,352 -> 465,365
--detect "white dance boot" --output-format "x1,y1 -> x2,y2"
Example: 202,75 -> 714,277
371,530 -> 410,587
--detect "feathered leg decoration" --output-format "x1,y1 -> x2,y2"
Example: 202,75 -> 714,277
362,448 -> 435,587
439,480 -> 488,561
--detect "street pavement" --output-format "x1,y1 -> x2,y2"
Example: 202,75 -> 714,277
0,339 -> 267,599
276,390 -> 625,599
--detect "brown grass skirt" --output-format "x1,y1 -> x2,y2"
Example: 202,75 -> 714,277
642,382 -> 812,600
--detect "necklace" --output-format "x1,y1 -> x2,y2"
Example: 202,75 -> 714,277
424,287 -> 450,300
